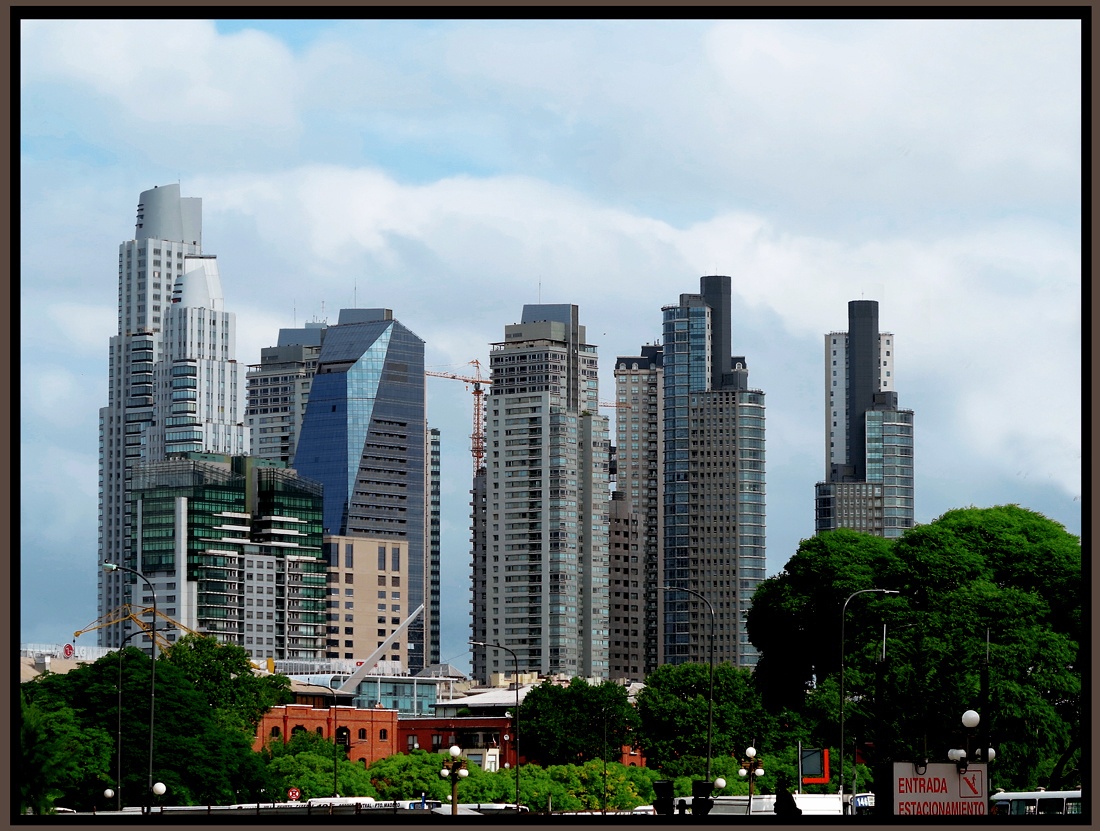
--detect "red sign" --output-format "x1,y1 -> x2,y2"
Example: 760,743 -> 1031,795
63,643 -> 74,659
287,787 -> 301,802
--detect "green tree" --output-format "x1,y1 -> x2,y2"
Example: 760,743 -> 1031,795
19,689 -> 113,814
636,662 -> 772,778
160,633 -> 293,732
22,648 -> 269,809
746,505 -> 1082,792
518,678 -> 639,766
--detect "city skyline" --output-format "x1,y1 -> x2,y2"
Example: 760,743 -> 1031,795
20,18 -> 1082,675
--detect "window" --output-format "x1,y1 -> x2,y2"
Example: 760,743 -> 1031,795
379,729 -> 388,741
344,544 -> 354,569
270,726 -> 281,737
391,547 -> 400,571
378,545 -> 386,571
358,728 -> 367,740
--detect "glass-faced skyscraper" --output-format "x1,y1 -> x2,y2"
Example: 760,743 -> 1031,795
98,184 -> 246,648
815,300 -> 915,537
475,304 -> 611,681
661,276 -> 765,668
293,308 -> 429,674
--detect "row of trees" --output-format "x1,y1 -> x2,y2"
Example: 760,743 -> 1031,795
21,505 -> 1081,813
510,506 -> 1081,795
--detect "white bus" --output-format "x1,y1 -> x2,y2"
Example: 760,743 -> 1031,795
989,789 -> 1083,817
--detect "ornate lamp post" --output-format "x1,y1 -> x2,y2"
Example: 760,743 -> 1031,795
839,588 -> 899,813
738,746 -> 765,815
948,710 -> 996,772
439,745 -> 468,816
471,639 -> 521,809
101,562 -> 162,814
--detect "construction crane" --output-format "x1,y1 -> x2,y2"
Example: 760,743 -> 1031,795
72,605 -> 277,672
426,359 -> 492,475
72,604 -> 200,653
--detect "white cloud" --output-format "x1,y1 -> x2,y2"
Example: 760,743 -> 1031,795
21,19 -> 300,130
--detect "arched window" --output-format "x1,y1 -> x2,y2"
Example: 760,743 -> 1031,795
270,726 -> 281,737
316,727 -> 324,735
358,728 -> 367,740
379,728 -> 388,741
359,758 -> 367,767
292,725 -> 305,735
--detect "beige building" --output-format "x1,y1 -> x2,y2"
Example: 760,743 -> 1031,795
325,535 -> 415,668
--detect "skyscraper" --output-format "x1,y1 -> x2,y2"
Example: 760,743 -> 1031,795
660,276 -> 765,668
613,344 -> 664,675
474,304 -> 610,681
815,300 -> 915,537
293,308 -> 430,674
98,184 -> 246,647
246,322 -> 325,464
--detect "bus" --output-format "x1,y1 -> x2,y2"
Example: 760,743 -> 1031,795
989,789 -> 1083,817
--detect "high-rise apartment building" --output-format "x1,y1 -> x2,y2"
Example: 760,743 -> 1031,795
660,276 -> 765,668
246,322 -> 325,464
613,344 -> 664,675
98,184 -> 247,647
293,308 -> 431,674
815,300 -> 915,537
128,454 -> 326,660
474,304 -> 610,681
607,491 -> 643,680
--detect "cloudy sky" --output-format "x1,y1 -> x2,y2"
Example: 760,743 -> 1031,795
19,17 -> 1082,673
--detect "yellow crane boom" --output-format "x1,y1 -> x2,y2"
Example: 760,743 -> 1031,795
72,604 -> 199,652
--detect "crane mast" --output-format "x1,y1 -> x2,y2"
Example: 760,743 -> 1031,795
425,359 -> 492,476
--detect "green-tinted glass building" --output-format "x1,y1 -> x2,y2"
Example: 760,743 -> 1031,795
128,453 -> 327,661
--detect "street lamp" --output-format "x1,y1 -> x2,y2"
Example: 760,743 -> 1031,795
330,688 -> 349,797
661,585 -> 715,781
112,626 -> 161,811
738,746 -> 765,815
470,639 -> 521,810
948,710 -> 996,772
839,588 -> 899,814
439,745 -> 468,816
102,562 -> 160,815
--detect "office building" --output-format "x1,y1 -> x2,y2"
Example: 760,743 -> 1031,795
128,453 -> 326,660
612,344 -> 664,674
293,308 -> 431,674
815,300 -> 915,537
607,491 -> 644,680
474,304 -> 610,681
661,276 -> 765,668
98,184 -> 247,647
246,322 -> 325,464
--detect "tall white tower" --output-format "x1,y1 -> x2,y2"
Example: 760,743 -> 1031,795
97,184 -> 246,647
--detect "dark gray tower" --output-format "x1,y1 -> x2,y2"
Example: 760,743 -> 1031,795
846,300 -> 880,479
700,275 -> 733,389
816,299 -> 914,538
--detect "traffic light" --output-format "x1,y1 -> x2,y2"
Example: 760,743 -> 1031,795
653,779 -> 674,816
691,779 -> 714,816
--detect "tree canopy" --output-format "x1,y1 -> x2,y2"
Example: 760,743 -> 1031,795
746,505 -> 1082,791
517,677 -> 639,766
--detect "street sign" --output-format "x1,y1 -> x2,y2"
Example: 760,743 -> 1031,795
288,787 -> 301,802
892,763 -> 987,816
